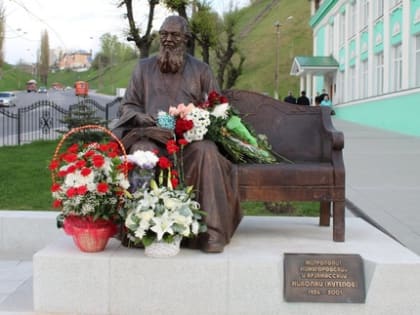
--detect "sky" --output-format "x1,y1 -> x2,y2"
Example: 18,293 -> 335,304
2,0 -> 250,65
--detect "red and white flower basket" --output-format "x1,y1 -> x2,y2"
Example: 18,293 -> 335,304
50,125 -> 130,252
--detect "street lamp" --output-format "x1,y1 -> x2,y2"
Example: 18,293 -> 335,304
273,16 -> 293,100
274,21 -> 280,100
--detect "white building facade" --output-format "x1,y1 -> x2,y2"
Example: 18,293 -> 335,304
291,0 -> 420,136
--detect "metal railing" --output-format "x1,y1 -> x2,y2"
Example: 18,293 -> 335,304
0,97 -> 121,147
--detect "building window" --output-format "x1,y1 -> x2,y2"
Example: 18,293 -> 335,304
349,3 -> 357,37
390,0 -> 401,9
348,66 -> 356,100
360,60 -> 368,98
374,52 -> 384,95
391,44 -> 402,92
328,24 -> 334,55
415,35 -> 420,87
374,0 -> 383,19
337,71 -> 345,103
361,0 -> 369,29
339,13 -> 345,46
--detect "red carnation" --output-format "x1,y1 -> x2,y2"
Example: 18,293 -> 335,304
49,160 -> 59,170
62,153 -> 78,163
118,161 -> 133,173
58,170 -> 67,177
66,165 -> 77,174
107,150 -> 118,158
219,96 -> 229,104
99,143 -> 109,152
92,154 -> 105,168
158,156 -> 172,169
67,143 -> 79,154
166,139 -> 179,155
178,138 -> 188,146
66,187 -> 77,198
175,119 -> 194,138
80,167 -> 92,177
97,182 -> 109,193
51,183 -> 61,192
75,159 -> 86,169
171,177 -> 179,189
208,90 -> 220,106
84,150 -> 95,158
52,199 -> 62,208
77,185 -> 88,195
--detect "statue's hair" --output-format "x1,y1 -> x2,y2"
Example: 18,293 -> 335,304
160,15 -> 192,39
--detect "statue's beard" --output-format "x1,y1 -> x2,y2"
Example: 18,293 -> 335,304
157,46 -> 186,73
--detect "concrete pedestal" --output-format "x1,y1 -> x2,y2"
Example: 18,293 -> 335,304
33,217 -> 420,315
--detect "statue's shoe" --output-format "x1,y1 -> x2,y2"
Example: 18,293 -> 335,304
201,232 -> 225,253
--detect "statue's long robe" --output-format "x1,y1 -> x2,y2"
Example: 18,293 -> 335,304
112,54 -> 242,246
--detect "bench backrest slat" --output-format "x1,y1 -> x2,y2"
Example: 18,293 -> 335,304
223,90 -> 332,162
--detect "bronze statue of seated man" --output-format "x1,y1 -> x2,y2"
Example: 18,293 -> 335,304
112,15 -> 242,253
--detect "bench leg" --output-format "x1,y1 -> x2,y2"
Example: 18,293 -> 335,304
319,201 -> 330,226
333,201 -> 345,242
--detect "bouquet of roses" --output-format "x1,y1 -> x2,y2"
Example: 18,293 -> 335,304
157,91 -> 281,164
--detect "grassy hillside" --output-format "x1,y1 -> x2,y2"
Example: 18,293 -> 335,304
47,60 -> 138,95
0,64 -> 36,91
2,0 -> 311,99
233,0 -> 312,98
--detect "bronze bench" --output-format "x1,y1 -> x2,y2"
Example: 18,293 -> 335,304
223,89 -> 345,242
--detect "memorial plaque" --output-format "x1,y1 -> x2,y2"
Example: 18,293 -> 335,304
284,253 -> 365,303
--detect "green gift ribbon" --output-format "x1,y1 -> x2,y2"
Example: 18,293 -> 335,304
226,115 -> 258,146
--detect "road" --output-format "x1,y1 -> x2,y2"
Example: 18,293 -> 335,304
0,88 -> 121,146
12,88 -> 116,110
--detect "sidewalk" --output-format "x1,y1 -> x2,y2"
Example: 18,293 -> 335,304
333,118 -> 420,256
1,118 -> 420,314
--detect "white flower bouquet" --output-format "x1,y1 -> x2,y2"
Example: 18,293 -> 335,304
124,180 -> 206,246
122,141 -> 207,247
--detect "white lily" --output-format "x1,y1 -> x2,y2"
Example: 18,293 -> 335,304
163,196 -> 183,211
150,211 -> 174,240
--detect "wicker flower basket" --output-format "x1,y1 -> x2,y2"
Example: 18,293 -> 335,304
144,236 -> 182,258
52,125 -> 128,253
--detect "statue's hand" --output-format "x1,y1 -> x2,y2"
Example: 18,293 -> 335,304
134,113 -> 155,127
143,127 -> 174,144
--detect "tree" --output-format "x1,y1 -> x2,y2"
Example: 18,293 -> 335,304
162,0 -> 195,54
214,11 -> 244,89
0,3 -> 5,76
117,0 -> 244,87
162,0 -> 189,20
190,2 -> 220,64
58,101 -> 108,144
39,30 -> 50,85
91,33 -> 137,70
118,0 -> 159,58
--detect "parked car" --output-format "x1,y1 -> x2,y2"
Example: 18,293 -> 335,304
0,91 -> 17,107
38,86 -> 48,93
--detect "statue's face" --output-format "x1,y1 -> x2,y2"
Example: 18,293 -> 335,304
157,18 -> 188,73
159,20 -> 187,50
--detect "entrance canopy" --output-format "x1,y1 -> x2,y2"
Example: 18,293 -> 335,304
290,56 -> 338,76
